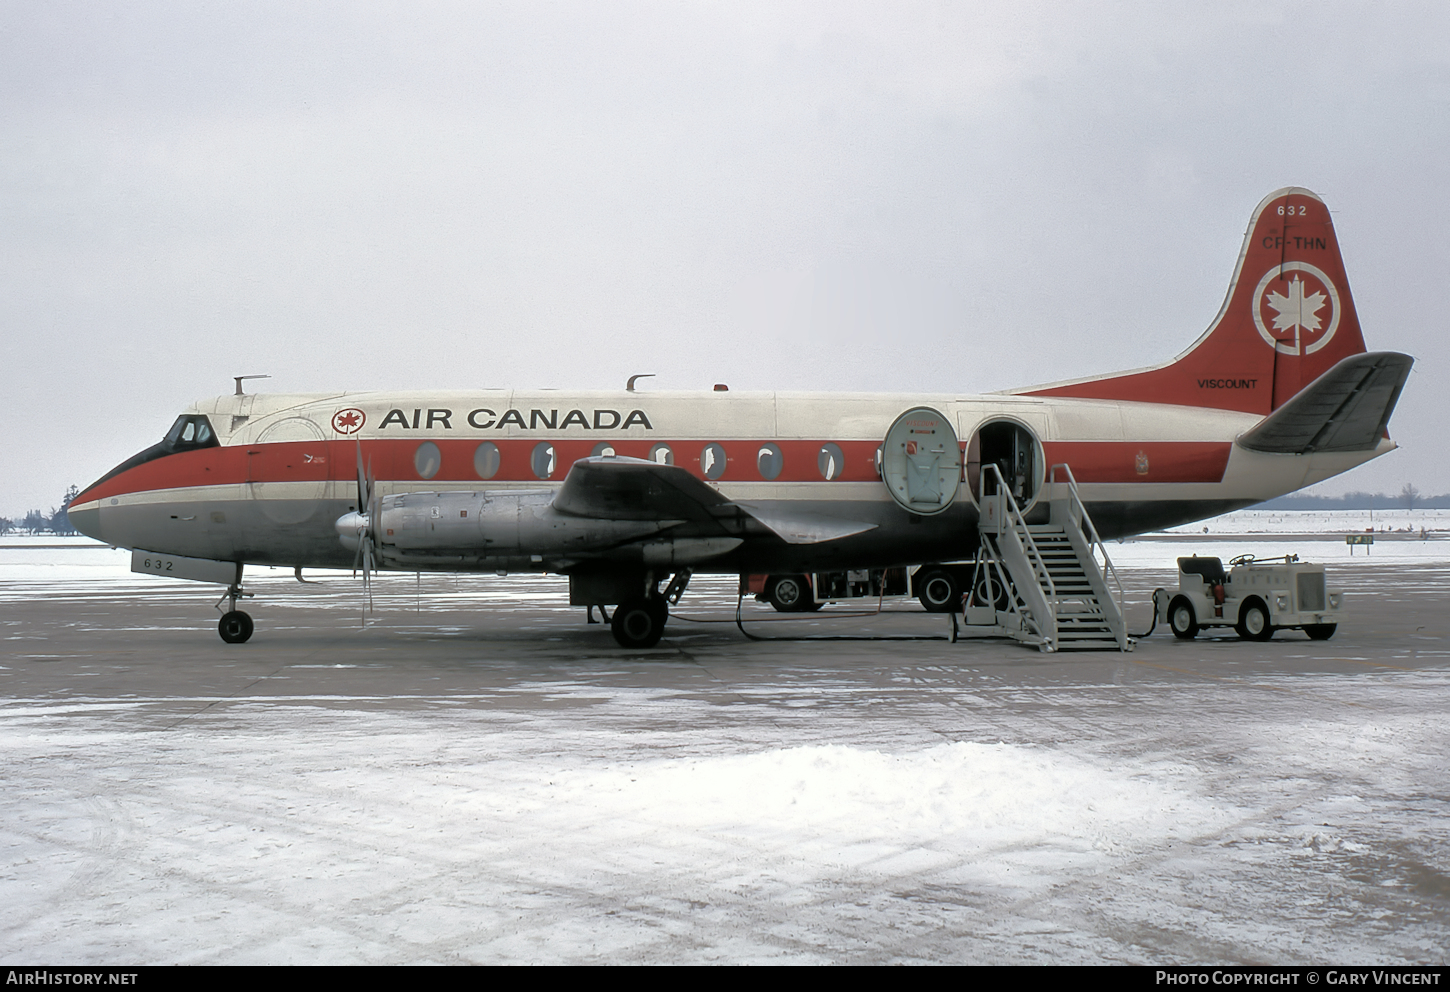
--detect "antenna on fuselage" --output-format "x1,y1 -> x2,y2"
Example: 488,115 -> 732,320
234,375 -> 270,396
626,374 -> 654,392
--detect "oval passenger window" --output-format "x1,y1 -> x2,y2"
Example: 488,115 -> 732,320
473,441 -> 500,480
700,443 -> 727,480
531,442 -> 556,479
818,443 -> 844,481
757,443 -> 783,480
414,441 -> 442,480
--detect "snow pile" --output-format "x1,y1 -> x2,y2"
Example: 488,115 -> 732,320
0,703 -> 1243,962
554,742 -> 1221,865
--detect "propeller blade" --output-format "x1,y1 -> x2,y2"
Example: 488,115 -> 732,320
356,440 -> 367,511
363,455 -> 379,621
349,442 -> 379,625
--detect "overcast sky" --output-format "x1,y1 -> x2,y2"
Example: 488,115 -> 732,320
3,1 -> 1447,516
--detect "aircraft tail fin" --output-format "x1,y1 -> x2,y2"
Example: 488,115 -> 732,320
1021,188 -> 1369,416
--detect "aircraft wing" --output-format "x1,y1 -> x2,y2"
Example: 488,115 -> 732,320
552,456 -> 878,544
732,502 -> 879,544
553,456 -> 731,522
1237,351 -> 1413,454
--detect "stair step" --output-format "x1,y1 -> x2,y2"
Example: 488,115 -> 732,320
983,494 -> 1128,652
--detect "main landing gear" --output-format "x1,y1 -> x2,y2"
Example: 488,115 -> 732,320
608,569 -> 692,649
215,577 -> 255,644
611,598 -> 669,648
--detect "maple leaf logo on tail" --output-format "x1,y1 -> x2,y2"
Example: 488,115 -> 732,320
1252,262 -> 1341,356
1266,276 -> 1326,343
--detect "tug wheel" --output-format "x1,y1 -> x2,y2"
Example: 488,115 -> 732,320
1236,598 -> 1274,642
1168,597 -> 1198,640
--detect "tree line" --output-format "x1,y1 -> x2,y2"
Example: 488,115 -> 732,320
1259,484 -> 1447,511
0,486 -> 80,536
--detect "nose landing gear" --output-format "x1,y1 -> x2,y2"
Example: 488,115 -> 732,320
219,610 -> 254,643
215,577 -> 255,644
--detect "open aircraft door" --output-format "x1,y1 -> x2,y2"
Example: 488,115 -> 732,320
960,409 -> 1048,511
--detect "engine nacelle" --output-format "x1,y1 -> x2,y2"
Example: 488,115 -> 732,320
377,490 -> 676,560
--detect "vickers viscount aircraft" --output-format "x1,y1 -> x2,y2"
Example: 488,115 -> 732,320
69,188 -> 1412,648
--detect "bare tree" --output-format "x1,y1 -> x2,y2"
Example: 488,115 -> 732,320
1401,482 -> 1420,509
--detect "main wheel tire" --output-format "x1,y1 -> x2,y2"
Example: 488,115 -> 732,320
1168,596 -> 1198,640
915,568 -> 961,613
767,575 -> 813,613
218,610 -> 254,644
1304,623 -> 1338,640
611,598 -> 667,648
1236,598 -> 1274,641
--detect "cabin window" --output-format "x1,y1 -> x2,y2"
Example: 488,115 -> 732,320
648,443 -> 674,466
473,442 -> 500,480
414,441 -> 441,480
591,443 -> 616,458
532,442 -> 556,479
700,443 -> 727,480
757,443 -> 783,480
818,443 -> 844,481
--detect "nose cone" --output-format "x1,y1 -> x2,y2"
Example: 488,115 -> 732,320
68,502 -> 103,543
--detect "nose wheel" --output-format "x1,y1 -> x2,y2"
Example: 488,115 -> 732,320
214,574 -> 255,644
219,610 -> 254,643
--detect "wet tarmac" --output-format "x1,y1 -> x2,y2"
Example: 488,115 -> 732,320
2,541 -> 1448,963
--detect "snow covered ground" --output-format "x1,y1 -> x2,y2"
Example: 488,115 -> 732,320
1,515 -> 1448,963
1161,507 -> 1450,536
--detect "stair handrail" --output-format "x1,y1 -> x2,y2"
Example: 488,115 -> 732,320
1048,462 -> 1125,621
980,462 -> 1057,601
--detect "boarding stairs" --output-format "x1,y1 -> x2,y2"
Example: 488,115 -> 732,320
976,463 -> 1132,652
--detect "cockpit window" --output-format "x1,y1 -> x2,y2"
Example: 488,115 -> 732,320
81,414 -> 222,494
164,415 -> 218,450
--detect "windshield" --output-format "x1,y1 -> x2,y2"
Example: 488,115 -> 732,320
80,414 -> 221,495
163,415 -> 216,449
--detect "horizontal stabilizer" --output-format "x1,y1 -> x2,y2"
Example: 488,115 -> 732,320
1237,352 -> 1413,454
553,456 -> 730,521
735,502 -> 879,545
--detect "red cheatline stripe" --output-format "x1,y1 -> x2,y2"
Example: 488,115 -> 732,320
78,437 -> 1232,502
1042,442 -> 1231,484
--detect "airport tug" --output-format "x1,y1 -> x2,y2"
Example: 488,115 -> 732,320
1161,555 -> 1342,641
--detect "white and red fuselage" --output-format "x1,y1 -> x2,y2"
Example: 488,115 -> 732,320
67,188 -> 1409,582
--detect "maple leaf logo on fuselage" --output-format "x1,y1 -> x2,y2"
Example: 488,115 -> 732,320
332,408 -> 366,434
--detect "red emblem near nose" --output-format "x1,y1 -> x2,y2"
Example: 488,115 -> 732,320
332,408 -> 366,434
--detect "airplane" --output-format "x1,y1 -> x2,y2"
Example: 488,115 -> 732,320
67,187 -> 1413,648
